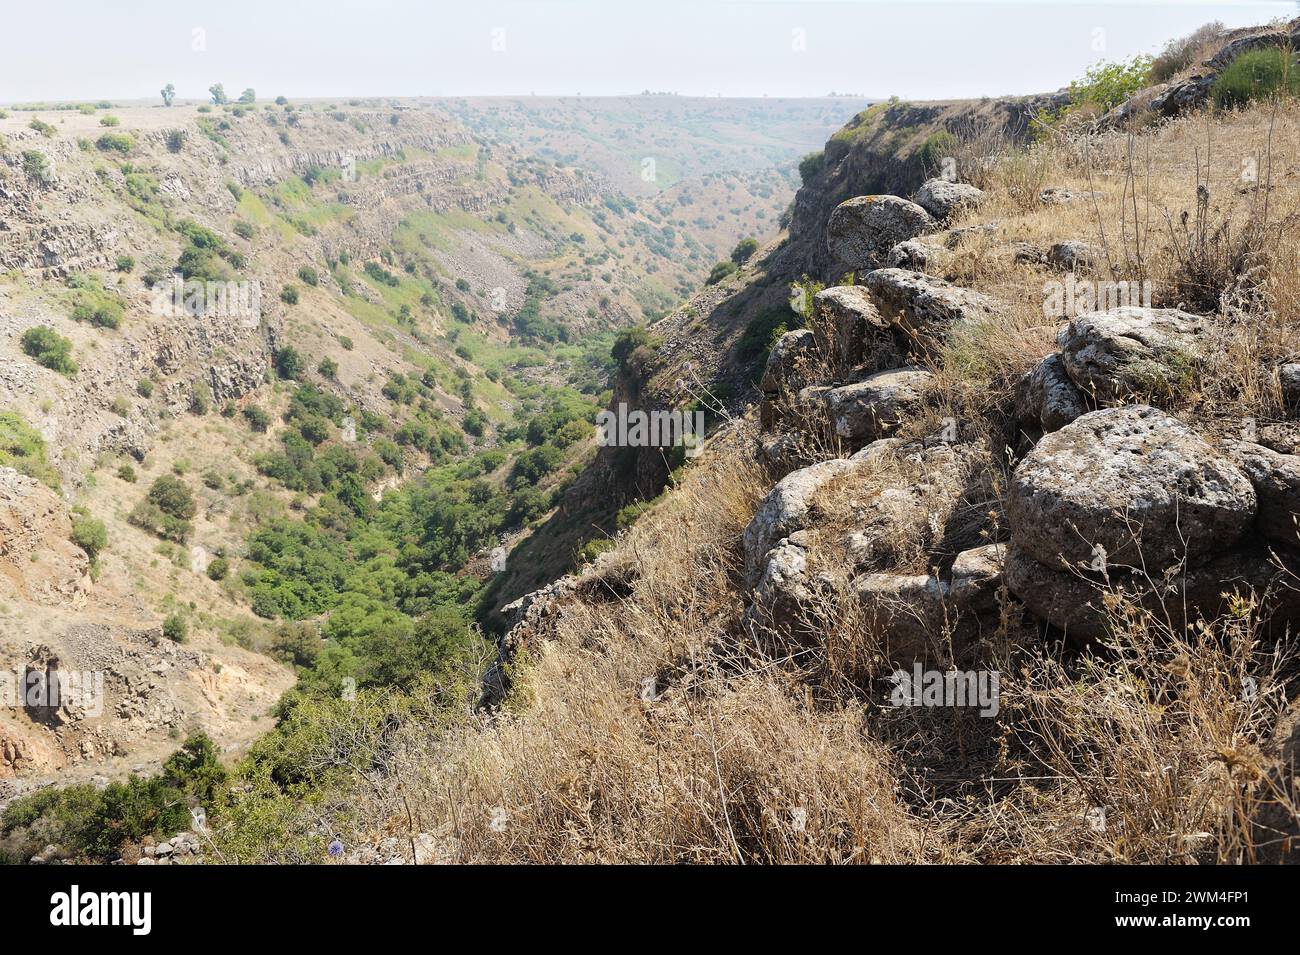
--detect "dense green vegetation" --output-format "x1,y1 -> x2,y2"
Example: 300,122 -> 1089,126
0,734 -> 225,863
1212,47 -> 1300,108
20,325 -> 76,375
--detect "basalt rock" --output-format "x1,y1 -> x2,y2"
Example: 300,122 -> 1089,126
913,178 -> 985,221
1006,405 -> 1256,572
1057,306 -> 1204,404
827,196 -> 936,273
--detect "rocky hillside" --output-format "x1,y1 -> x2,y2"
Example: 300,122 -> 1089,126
410,21 -> 1300,863
0,92 -> 836,803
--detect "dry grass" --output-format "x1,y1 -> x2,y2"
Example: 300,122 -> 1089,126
316,99 -> 1300,865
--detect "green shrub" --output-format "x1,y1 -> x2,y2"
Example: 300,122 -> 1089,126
207,557 -> 230,581
115,254 -> 135,273
162,613 -> 188,643
243,405 -> 271,432
117,463 -> 137,483
274,346 -> 304,380
137,378 -> 154,398
128,475 -> 196,543
20,325 -> 76,375
233,220 -> 255,240
730,236 -> 759,265
29,118 -> 55,137
798,151 -> 824,184
98,115 -> 120,127
280,285 -> 299,305
148,475 -> 197,520
71,512 -> 107,561
317,357 -> 338,380
0,411 -> 59,488
22,150 -> 53,184
916,131 -> 959,176
95,132 -> 133,154
1212,47 -> 1300,109
706,260 -> 739,285
297,266 -> 319,286
70,282 -> 124,329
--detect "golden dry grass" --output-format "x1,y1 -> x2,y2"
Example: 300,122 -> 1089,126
324,100 -> 1300,865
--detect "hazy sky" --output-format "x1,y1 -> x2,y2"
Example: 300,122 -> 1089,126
1,0 -> 1295,102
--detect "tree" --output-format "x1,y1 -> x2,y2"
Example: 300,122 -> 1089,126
239,88 -> 256,104
20,326 -> 76,375
161,83 -> 175,107
147,475 -> 197,520
208,83 -> 227,105
274,346 -> 304,380
730,236 -> 759,265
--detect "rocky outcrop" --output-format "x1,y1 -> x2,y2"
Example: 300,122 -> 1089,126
1007,405 -> 1255,572
1046,240 -> 1097,272
864,268 -> 1002,353
1057,306 -> 1204,404
759,329 -> 818,429
0,468 -> 89,605
827,196 -> 935,273
1224,442 -> 1300,549
1014,353 -> 1089,436
913,179 -> 984,221
819,368 -> 935,447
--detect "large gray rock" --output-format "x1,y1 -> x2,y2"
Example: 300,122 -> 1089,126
1046,240 -> 1098,272
748,536 -> 818,635
810,285 -> 895,378
760,329 -> 819,429
1206,31 -> 1289,70
1006,542 -> 1299,641
1150,75 -> 1214,117
1224,442 -> 1300,549
1014,352 -> 1089,435
1007,405 -> 1256,572
864,268 -> 1002,353
913,179 -> 984,221
855,572 -> 951,658
949,543 -> 1005,612
822,367 -> 935,447
1058,306 -> 1204,403
827,196 -> 935,273
886,239 -> 936,270
1279,363 -> 1300,411
743,457 -> 862,583
760,329 -> 817,395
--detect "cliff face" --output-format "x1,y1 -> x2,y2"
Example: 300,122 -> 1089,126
494,91 -> 1060,619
